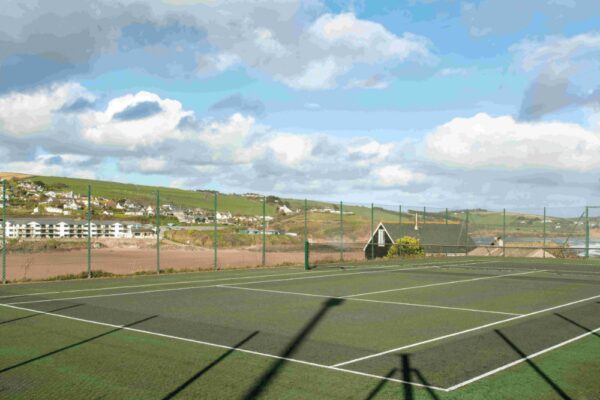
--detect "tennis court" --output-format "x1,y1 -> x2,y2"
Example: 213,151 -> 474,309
1,257 -> 599,399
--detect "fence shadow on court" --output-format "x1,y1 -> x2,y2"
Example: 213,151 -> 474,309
555,313 -> 600,339
495,329 -> 571,400
0,303 -> 83,326
0,314 -> 157,375
162,331 -> 259,399
243,297 -> 344,399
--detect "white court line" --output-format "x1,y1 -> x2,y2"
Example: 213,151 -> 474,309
446,325 -> 600,391
332,293 -> 600,368
342,270 -> 545,298
0,258 -> 478,300
5,262 -> 475,306
218,285 -> 522,316
0,302 -> 449,392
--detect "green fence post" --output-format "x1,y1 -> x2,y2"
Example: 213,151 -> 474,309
87,185 -> 92,278
543,207 -> 546,259
585,206 -> 590,259
340,201 -> 344,262
423,206 -> 426,225
399,205 -> 402,226
503,208 -> 506,257
370,203 -> 374,260
445,208 -> 449,256
156,190 -> 160,275
214,192 -> 218,271
465,210 -> 469,256
304,199 -> 308,270
262,196 -> 266,266
2,179 -> 6,284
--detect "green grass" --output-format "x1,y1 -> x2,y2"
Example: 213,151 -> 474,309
32,175 -> 277,216
0,258 -> 598,398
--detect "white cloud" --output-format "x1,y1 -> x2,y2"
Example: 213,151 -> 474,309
281,57 -> 341,90
265,134 -> 315,166
80,91 -> 192,149
309,13 -> 432,61
375,165 -> 427,187
349,140 -> 394,166
512,33 -> 600,72
0,82 -> 92,135
425,113 -> 600,171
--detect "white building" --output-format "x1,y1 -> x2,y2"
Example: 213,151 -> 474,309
3,218 -> 155,239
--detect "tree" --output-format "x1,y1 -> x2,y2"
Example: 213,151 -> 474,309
387,236 -> 424,257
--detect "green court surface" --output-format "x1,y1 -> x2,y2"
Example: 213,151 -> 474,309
0,257 -> 598,399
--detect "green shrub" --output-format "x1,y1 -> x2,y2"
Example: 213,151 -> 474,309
387,236 -> 424,257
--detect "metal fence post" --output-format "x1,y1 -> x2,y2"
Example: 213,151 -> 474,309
371,203 -> 374,260
304,199 -> 308,270
445,208 -> 448,225
262,196 -> 266,266
465,210 -> 469,256
399,205 -> 402,226
2,179 -> 6,284
340,201 -> 344,262
423,206 -> 426,225
87,185 -> 92,278
543,207 -> 546,259
156,190 -> 160,275
503,208 -> 506,257
214,192 -> 218,271
585,206 -> 590,259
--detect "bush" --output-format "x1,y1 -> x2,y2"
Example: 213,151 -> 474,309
387,236 -> 424,257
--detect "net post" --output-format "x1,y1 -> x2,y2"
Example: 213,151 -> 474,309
370,203 -> 374,260
156,190 -> 160,275
340,201 -> 344,262
465,209 -> 469,256
87,184 -> 92,278
213,192 -> 218,271
304,199 -> 308,270
2,179 -> 6,284
262,196 -> 266,266
585,206 -> 590,259
502,208 -> 506,257
543,207 -> 546,259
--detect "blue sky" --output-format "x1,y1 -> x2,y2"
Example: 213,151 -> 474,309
1,0 -> 600,209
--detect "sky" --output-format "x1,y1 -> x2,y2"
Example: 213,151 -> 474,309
1,0 -> 600,210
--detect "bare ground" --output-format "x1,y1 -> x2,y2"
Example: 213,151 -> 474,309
4,248 -> 364,281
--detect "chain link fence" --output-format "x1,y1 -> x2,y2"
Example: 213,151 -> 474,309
1,178 -> 599,283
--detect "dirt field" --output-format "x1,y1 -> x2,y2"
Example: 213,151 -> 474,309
4,248 -> 364,281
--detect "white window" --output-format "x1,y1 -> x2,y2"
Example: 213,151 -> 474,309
378,229 -> 385,247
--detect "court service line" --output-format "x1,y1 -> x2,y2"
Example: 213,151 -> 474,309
342,269 -> 546,298
332,292 -> 600,368
218,285 -> 523,316
0,302 -> 449,392
0,258 -> 479,300
5,262 -> 478,306
445,325 -> 600,391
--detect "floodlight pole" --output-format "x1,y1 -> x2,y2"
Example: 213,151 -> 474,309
340,201 -> 344,262
2,179 -> 6,284
87,185 -> 92,278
